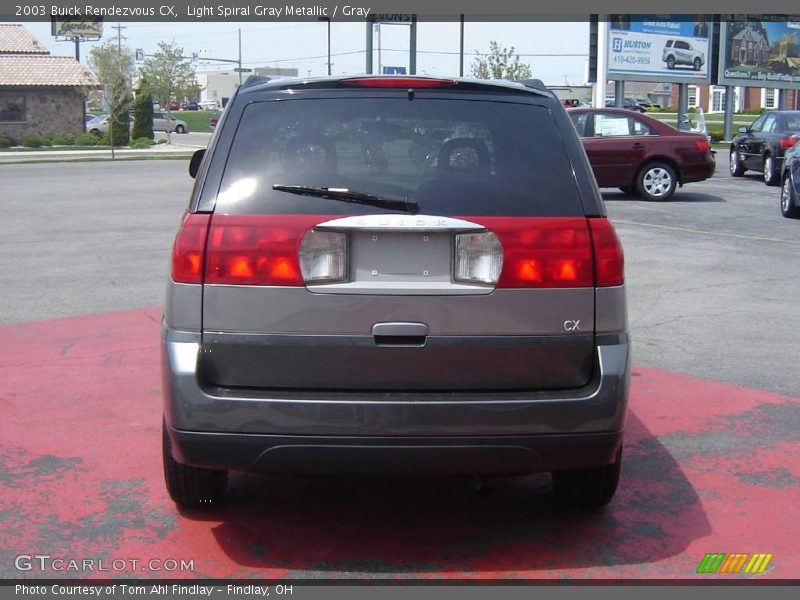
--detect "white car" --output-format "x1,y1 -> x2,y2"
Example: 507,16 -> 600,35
662,39 -> 705,71
198,100 -> 220,110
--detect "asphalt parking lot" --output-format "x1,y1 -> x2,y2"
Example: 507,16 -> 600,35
0,155 -> 798,579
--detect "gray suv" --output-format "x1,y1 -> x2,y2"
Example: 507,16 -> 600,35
162,76 -> 630,509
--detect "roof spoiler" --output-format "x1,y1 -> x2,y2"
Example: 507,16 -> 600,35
243,75 -> 271,88
519,79 -> 547,92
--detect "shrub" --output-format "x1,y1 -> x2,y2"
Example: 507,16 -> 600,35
51,133 -> 75,145
97,134 -> 110,146
130,137 -> 154,149
19,135 -> 42,148
74,133 -> 95,146
0,135 -> 15,148
38,135 -> 53,147
708,128 -> 724,142
156,138 -> 167,144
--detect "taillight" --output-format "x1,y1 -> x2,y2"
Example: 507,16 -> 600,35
299,230 -> 348,283
465,217 -> 624,288
454,231 -> 503,285
779,136 -> 798,149
588,217 -> 625,287
204,215 -> 326,286
171,212 -> 211,284
694,139 -> 712,153
340,77 -> 458,88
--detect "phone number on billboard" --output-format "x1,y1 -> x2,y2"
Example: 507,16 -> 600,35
611,56 -> 651,65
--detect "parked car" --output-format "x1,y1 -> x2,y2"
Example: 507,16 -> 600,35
199,99 -> 220,110
568,107 -> 715,200
86,114 -> 132,136
209,114 -> 220,128
662,39 -> 705,71
162,76 -> 629,509
779,142 -> 800,218
729,110 -> 800,186
153,111 -> 188,133
605,99 -> 646,112
182,101 -> 200,111
165,101 -> 182,111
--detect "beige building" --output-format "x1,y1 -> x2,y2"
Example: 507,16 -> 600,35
0,24 -> 95,139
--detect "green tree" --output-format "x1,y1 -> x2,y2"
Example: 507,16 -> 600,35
88,41 -> 135,150
132,77 -> 154,140
471,41 -> 533,81
138,41 -> 198,107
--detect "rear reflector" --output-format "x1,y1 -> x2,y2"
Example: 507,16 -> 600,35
299,230 -> 348,283
454,231 -> 503,284
340,77 -> 458,88
204,215 -> 327,286
779,136 -> 798,149
171,212 -> 211,284
694,139 -> 712,153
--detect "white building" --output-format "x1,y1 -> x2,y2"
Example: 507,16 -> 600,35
196,67 -> 298,107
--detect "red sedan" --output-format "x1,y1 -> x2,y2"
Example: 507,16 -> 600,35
567,108 -> 715,200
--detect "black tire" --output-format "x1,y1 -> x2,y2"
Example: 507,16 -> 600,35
636,161 -> 677,200
163,422 -> 228,508
693,58 -> 702,71
781,175 -> 800,218
666,56 -> 675,69
553,447 -> 622,508
729,147 -> 746,176
763,154 -> 779,186
175,125 -> 186,134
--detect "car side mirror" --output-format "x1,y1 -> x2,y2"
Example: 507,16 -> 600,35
189,149 -> 205,179
739,126 -> 749,133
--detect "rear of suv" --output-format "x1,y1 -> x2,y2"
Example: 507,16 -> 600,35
162,76 -> 630,509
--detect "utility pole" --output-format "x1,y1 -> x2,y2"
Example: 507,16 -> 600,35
459,15 -> 464,77
112,23 -> 127,53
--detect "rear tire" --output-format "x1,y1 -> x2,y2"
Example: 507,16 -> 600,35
636,161 -> 677,200
163,422 -> 228,508
763,154 -> 779,186
781,175 -> 800,218
552,447 -> 622,508
175,125 -> 186,134
729,147 -> 745,176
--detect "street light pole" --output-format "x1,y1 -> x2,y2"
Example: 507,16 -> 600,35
238,28 -> 242,86
318,17 -> 331,76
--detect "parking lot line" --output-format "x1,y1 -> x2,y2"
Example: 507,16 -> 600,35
0,306 -> 797,579
614,219 -> 800,245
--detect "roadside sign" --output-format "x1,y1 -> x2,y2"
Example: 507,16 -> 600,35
233,68 -> 253,73
374,14 -> 413,24
382,66 -> 407,74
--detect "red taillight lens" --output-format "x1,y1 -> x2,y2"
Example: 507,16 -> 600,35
694,139 -> 712,153
204,215 -> 327,286
589,217 -> 625,287
468,218 -> 594,288
340,77 -> 458,88
465,217 -> 624,288
171,212 -> 211,284
779,136 -> 798,149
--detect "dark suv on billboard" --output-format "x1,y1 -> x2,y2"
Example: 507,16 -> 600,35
162,76 -> 630,509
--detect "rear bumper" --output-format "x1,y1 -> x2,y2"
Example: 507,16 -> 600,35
162,325 -> 630,474
682,154 -> 716,184
166,426 -> 623,475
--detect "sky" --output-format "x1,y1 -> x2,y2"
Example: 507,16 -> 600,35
21,20 -> 591,85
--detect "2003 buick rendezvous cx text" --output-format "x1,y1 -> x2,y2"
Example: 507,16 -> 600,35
161,75 -> 630,509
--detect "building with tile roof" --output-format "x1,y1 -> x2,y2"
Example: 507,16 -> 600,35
0,24 -> 96,140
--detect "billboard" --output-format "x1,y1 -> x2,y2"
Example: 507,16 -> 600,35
718,15 -> 800,89
607,15 -> 713,84
51,19 -> 103,39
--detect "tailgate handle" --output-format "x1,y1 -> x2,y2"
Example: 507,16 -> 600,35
372,322 -> 428,347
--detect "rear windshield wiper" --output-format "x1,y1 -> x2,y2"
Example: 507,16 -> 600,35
272,184 -> 420,215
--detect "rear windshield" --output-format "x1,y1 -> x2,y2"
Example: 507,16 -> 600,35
215,97 -> 583,216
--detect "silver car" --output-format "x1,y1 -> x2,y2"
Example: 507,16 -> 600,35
153,111 -> 187,133
162,76 -> 630,509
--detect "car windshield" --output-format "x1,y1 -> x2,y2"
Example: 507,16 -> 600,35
217,97 -> 583,217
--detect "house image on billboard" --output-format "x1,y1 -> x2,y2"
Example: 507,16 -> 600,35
730,24 -> 770,66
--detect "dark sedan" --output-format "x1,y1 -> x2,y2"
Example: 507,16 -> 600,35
729,110 -> 800,186
779,143 -> 800,218
568,108 -> 715,200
